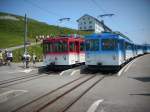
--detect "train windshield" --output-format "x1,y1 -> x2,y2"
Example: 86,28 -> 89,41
54,41 -> 68,52
101,39 -> 116,50
43,43 -> 49,53
69,42 -> 75,52
43,40 -> 68,53
86,39 -> 99,51
80,42 -> 84,51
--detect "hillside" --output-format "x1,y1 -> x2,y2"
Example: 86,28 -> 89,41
0,12 -> 92,48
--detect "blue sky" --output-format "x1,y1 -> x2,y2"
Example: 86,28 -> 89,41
0,0 -> 150,44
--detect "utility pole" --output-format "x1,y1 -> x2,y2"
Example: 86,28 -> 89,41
24,14 -> 27,54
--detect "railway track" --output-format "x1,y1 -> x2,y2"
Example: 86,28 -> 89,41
0,72 -> 52,88
13,74 -> 105,112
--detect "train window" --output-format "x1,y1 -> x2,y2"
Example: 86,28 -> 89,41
62,42 -> 68,52
75,42 -> 79,52
43,43 -> 49,53
80,42 -> 84,51
69,42 -> 75,52
86,39 -> 99,51
92,40 -> 99,51
43,43 -> 46,53
125,42 -> 132,50
54,42 -> 59,52
53,41 -> 68,52
48,42 -> 53,53
101,39 -> 116,50
85,40 -> 90,51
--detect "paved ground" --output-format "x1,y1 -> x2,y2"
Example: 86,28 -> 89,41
0,62 -> 43,81
0,54 -> 149,112
0,62 -> 88,112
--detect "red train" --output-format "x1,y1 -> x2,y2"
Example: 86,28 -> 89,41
43,35 -> 85,69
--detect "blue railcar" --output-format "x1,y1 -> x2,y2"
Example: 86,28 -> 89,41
143,44 -> 150,54
85,32 -> 136,70
136,44 -> 144,56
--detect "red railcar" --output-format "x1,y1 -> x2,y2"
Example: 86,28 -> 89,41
43,36 -> 85,69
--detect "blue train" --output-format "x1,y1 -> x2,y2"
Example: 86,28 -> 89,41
85,32 -> 150,71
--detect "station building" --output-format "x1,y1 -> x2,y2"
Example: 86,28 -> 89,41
77,14 -> 112,33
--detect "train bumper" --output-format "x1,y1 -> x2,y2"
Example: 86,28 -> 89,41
87,65 -> 121,71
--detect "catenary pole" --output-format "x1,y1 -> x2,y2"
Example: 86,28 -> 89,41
24,14 -> 27,54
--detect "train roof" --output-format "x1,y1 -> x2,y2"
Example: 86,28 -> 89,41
85,32 -> 133,43
43,36 -> 84,42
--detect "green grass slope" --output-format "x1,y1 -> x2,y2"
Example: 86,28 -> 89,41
0,12 -> 92,48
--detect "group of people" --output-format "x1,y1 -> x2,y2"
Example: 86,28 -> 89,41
0,49 -> 13,66
0,49 -> 37,68
22,52 -> 37,68
35,35 -> 51,43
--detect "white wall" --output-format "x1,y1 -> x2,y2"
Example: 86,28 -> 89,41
95,22 -> 105,33
77,15 -> 104,33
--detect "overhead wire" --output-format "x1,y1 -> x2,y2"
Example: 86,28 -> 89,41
23,0 -> 62,18
90,0 -> 121,31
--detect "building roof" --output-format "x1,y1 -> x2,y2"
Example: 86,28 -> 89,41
77,14 -> 112,32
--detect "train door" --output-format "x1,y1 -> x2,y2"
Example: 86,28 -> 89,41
75,41 -> 80,63
119,40 -> 126,61
69,41 -> 75,64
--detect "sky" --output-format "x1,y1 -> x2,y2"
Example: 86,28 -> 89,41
0,0 -> 150,44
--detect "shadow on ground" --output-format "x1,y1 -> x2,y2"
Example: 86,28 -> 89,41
129,93 -> 150,96
128,76 -> 150,82
80,66 -> 118,75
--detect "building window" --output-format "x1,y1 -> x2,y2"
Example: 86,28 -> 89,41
80,27 -> 82,30
84,22 -> 86,24
84,26 -> 86,30
89,26 -> 92,29
83,18 -> 85,20
89,21 -> 92,24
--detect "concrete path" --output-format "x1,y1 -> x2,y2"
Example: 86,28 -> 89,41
6,42 -> 41,51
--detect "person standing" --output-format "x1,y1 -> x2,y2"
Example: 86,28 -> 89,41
35,36 -> 38,43
0,50 -> 3,65
22,53 -> 26,68
25,52 -> 31,68
32,53 -> 37,67
4,49 -> 8,65
6,51 -> 13,66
